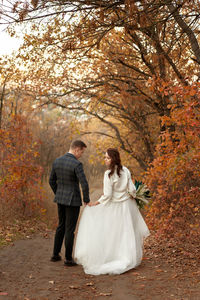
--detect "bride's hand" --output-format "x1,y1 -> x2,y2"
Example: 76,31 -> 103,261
88,201 -> 99,207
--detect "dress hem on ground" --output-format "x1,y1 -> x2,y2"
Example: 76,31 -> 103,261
74,198 -> 150,275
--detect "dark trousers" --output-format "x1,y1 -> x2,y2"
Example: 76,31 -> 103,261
53,204 -> 80,260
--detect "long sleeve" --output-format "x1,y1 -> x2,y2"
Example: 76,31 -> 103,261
75,162 -> 90,204
49,163 -> 57,194
98,171 -> 113,205
127,169 -> 136,198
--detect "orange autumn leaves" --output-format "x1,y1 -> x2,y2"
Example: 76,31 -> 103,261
145,84 -> 200,242
0,115 -> 43,219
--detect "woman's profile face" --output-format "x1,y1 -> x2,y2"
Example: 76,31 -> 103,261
104,152 -> 112,167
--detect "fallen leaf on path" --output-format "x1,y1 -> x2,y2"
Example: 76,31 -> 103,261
99,292 -> 112,296
138,276 -> 146,279
0,292 -> 8,296
192,271 -> 200,275
155,269 -> 163,273
43,233 -> 48,238
5,238 -> 12,242
69,285 -> 79,289
131,272 -> 140,276
6,233 -> 13,237
86,282 -> 94,286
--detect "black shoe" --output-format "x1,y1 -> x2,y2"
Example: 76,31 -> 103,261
50,255 -> 62,262
64,259 -> 77,266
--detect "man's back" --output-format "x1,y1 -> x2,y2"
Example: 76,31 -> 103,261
49,153 -> 89,206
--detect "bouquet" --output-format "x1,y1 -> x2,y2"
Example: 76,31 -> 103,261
134,180 -> 151,209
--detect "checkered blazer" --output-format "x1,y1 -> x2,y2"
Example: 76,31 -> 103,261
49,153 -> 90,206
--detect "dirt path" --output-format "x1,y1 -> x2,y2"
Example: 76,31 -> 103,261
0,231 -> 200,300
0,189 -> 199,300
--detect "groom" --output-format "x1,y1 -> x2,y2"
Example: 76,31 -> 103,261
49,140 -> 90,266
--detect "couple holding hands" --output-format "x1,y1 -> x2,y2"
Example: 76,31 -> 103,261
49,140 -> 149,275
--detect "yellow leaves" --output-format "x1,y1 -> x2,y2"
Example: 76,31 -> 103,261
33,151 -> 39,158
189,224 -> 199,228
89,154 -> 96,164
40,208 -> 47,215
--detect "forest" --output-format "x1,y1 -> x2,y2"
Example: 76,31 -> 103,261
0,0 -> 199,268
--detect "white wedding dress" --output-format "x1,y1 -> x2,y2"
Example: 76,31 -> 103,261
74,166 -> 150,275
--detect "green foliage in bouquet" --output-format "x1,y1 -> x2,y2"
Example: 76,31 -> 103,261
135,180 -> 151,209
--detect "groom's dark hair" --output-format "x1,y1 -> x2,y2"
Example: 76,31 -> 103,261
70,140 -> 87,149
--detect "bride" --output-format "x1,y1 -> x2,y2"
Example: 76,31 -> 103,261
74,148 -> 150,275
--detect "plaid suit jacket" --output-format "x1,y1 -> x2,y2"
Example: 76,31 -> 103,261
49,153 -> 90,206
